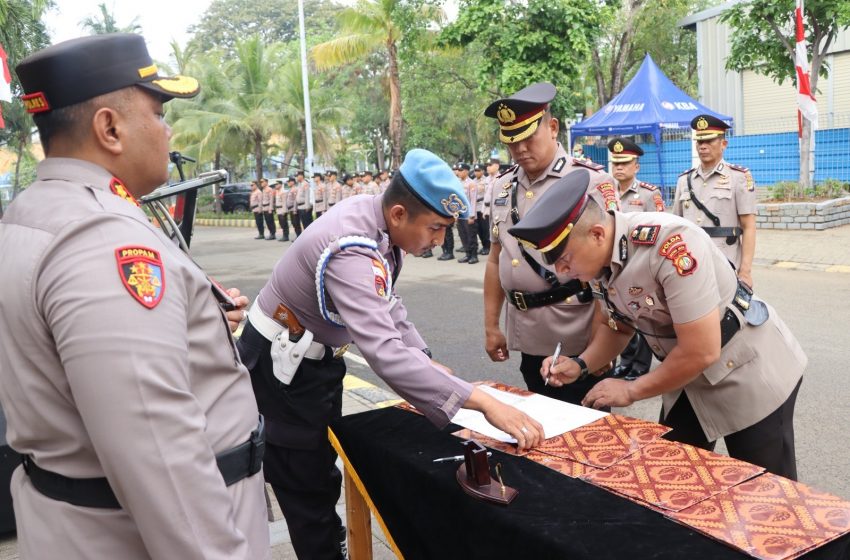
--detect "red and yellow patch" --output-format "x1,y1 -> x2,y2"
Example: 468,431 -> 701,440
110,178 -> 139,207
371,258 -> 389,298
596,183 -> 619,212
658,234 -> 697,276
115,246 -> 165,308
653,193 -> 665,212
22,92 -> 50,114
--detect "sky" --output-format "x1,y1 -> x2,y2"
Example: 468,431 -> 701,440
43,0 -> 214,64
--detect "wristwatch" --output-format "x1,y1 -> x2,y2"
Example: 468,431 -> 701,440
571,356 -> 589,382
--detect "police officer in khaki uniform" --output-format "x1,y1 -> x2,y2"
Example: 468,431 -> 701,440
326,170 -> 340,208
261,177 -> 277,240
483,82 -> 620,404
457,163 -> 479,264
313,172 -> 327,218
238,149 -> 543,559
275,178 -> 291,242
1,33 -> 269,558
295,170 -> 313,229
607,137 -> 665,380
287,175 -> 303,239
672,115 -> 757,287
472,163 -> 491,256
511,171 -> 805,479
250,180 -> 265,239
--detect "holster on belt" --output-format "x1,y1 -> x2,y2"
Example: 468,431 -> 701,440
269,303 -> 314,386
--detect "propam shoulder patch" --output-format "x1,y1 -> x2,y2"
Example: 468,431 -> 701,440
115,246 -> 165,309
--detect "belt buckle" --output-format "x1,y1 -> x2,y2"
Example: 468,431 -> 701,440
333,344 -> 350,358
513,291 -> 528,311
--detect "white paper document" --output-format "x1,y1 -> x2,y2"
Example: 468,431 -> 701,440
450,385 -> 609,443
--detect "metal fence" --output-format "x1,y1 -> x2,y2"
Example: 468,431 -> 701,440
573,112 -> 850,203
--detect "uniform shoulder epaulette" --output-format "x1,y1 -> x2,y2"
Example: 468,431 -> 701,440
638,182 -> 658,191
629,224 -> 661,246
497,164 -> 518,178
727,163 -> 749,173
678,168 -> 694,177
572,158 -> 604,171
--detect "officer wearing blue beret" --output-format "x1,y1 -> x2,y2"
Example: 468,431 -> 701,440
237,148 -> 544,559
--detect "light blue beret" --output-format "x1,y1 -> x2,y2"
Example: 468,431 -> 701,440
398,148 -> 469,219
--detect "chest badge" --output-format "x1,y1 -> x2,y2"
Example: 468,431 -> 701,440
645,295 -> 655,307
115,246 -> 165,309
628,286 -> 643,296
627,301 -> 640,313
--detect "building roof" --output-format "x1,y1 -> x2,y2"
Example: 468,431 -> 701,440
678,0 -> 745,29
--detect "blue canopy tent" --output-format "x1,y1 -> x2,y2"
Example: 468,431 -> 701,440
570,54 -> 732,193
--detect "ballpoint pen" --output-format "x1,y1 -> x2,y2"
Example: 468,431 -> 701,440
432,452 -> 492,463
545,342 -> 562,386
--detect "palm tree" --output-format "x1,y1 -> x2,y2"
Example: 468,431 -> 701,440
80,2 -> 141,35
311,0 -> 442,169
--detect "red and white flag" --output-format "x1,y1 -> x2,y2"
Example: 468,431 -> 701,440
795,0 -> 818,127
0,42 -> 13,128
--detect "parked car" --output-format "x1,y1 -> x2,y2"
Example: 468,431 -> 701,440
218,183 -> 252,213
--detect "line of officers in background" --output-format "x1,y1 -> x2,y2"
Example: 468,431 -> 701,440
248,168 -> 393,241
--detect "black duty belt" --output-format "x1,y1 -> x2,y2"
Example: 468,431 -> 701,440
702,226 -> 742,245
507,280 -> 593,311
23,415 -> 265,509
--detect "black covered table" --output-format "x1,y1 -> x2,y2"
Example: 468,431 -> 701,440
329,407 -> 850,560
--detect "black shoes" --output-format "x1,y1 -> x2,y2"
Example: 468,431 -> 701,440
458,255 -> 470,263
437,252 -> 454,261
624,369 -> 648,381
266,235 -> 276,240
467,256 -> 479,264
421,249 -> 434,258
479,247 -> 490,256
254,235 -> 265,240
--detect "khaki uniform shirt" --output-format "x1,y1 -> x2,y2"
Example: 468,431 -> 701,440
379,178 -> 390,193
328,181 -> 341,206
261,186 -> 275,213
488,145 -> 619,357
250,188 -> 262,213
464,178 -> 477,216
341,184 -> 355,200
313,182 -> 327,213
619,180 -> 665,213
599,211 -> 805,440
482,176 -> 494,218
672,160 -> 756,268
0,159 -> 269,559
286,187 -> 298,212
275,188 -> 287,215
296,180 -> 312,211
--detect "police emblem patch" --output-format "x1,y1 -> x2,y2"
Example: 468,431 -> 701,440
371,258 -> 389,298
596,183 -> 619,211
658,234 -> 698,276
110,177 -> 139,207
115,246 -> 165,308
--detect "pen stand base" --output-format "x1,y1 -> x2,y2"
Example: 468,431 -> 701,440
456,464 -> 517,505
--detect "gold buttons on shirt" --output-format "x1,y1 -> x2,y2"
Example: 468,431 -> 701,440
511,259 -> 520,267
727,360 -> 735,369
525,191 -> 534,199
684,201 -> 690,209
608,287 -> 617,296
492,225 -> 499,237
565,296 -> 572,304
653,344 -> 661,352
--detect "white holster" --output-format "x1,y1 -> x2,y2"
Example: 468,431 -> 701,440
269,328 -> 315,386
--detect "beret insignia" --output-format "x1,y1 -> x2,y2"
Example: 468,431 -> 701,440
496,104 -> 516,124
441,193 -> 468,218
696,117 -> 709,130
613,141 -> 624,153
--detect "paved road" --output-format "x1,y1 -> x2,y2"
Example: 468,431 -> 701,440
193,226 -> 850,500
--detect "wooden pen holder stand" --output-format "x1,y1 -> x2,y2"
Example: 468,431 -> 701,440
455,439 -> 517,505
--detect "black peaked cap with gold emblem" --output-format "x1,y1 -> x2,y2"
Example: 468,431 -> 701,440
484,82 -> 556,144
508,169 -> 591,265
16,33 -> 200,115
607,137 -> 644,163
690,114 -> 730,140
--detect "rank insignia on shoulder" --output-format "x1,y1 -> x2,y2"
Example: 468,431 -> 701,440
630,224 -> 660,245
658,234 -> 698,276
572,158 -> 604,171
638,182 -> 658,191
497,164 -> 518,178
110,177 -> 139,207
115,246 -> 165,309
619,236 -> 629,261
678,168 -> 695,177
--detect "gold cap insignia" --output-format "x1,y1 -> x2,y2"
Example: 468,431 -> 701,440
441,193 -> 468,218
696,117 -> 709,130
613,141 -> 624,153
496,104 -> 516,124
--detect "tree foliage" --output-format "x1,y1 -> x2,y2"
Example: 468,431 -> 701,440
187,0 -> 340,56
79,3 -> 142,35
441,0 -> 608,118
